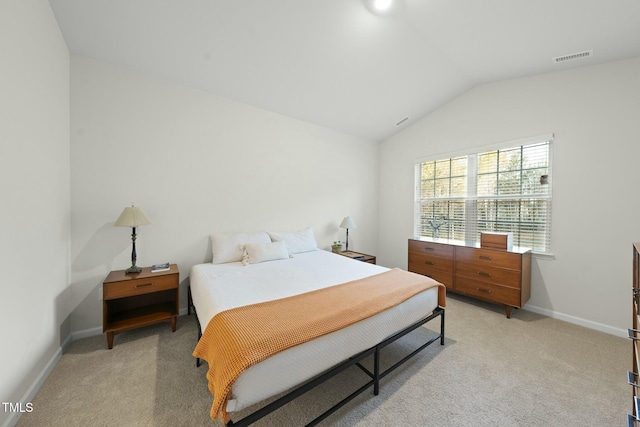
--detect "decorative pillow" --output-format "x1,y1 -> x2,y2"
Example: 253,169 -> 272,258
242,241 -> 290,265
210,232 -> 271,264
267,227 -> 318,254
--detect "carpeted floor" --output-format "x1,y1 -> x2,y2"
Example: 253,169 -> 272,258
16,294 -> 629,426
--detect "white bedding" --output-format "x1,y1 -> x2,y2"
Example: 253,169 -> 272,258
190,250 -> 439,413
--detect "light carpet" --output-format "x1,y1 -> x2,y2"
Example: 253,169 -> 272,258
16,294 -> 629,426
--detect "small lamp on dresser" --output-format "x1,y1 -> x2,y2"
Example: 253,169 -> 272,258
339,216 -> 356,252
114,204 -> 151,274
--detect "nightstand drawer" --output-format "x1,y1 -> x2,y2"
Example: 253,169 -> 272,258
104,274 -> 177,300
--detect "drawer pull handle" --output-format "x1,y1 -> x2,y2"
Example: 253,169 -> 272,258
424,261 -> 434,266
478,271 -> 492,278
135,283 -> 153,288
477,288 -> 492,294
423,247 -> 435,251
479,255 -> 492,261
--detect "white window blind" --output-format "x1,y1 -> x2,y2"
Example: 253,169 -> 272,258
415,137 -> 553,254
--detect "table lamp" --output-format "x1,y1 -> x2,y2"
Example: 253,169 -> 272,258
114,204 -> 151,274
339,216 -> 356,252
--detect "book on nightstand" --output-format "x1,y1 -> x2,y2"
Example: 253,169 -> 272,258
151,262 -> 170,272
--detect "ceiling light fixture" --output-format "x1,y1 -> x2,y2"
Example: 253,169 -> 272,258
363,0 -> 393,14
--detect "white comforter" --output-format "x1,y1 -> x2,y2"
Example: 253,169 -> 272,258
190,250 -> 439,412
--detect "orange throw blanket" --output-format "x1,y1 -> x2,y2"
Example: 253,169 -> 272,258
192,268 -> 445,423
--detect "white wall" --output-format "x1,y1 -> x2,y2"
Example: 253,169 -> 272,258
69,56 -> 379,333
4,6 -> 635,423
0,1 -> 70,425
378,57 -> 640,336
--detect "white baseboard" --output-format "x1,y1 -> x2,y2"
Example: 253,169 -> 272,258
524,303 -> 626,338
70,326 -> 102,341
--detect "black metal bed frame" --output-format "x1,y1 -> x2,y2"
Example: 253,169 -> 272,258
187,285 -> 445,426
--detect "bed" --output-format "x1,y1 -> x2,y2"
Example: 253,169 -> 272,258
189,229 -> 446,426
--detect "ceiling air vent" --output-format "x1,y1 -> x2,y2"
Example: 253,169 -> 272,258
553,50 -> 593,64
395,116 -> 410,127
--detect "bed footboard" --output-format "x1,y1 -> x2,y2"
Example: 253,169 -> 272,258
188,284 -> 444,427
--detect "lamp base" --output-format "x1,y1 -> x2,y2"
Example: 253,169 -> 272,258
125,265 -> 142,274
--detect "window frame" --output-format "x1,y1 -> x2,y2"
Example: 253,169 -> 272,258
414,134 -> 553,255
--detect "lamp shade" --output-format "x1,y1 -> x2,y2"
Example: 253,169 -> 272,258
340,216 -> 356,229
114,205 -> 151,227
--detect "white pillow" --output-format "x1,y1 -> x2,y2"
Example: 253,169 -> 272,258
210,232 -> 271,264
242,241 -> 290,265
267,227 -> 318,254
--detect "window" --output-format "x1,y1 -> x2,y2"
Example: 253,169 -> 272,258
415,136 -> 552,254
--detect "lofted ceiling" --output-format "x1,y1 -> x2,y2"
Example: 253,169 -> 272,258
49,0 -> 640,142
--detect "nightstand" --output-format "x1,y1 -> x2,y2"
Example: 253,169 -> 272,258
102,264 -> 179,349
338,250 -> 376,265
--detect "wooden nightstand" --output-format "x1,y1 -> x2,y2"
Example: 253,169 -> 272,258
102,264 -> 179,349
338,250 -> 376,265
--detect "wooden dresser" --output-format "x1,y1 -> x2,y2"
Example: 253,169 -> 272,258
630,243 -> 640,424
408,238 -> 531,318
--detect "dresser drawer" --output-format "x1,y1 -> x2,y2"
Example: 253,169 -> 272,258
455,276 -> 521,306
409,260 -> 453,288
104,274 -> 178,300
455,261 -> 522,288
408,252 -> 454,273
455,246 -> 521,270
424,270 -> 454,289
409,239 -> 454,258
